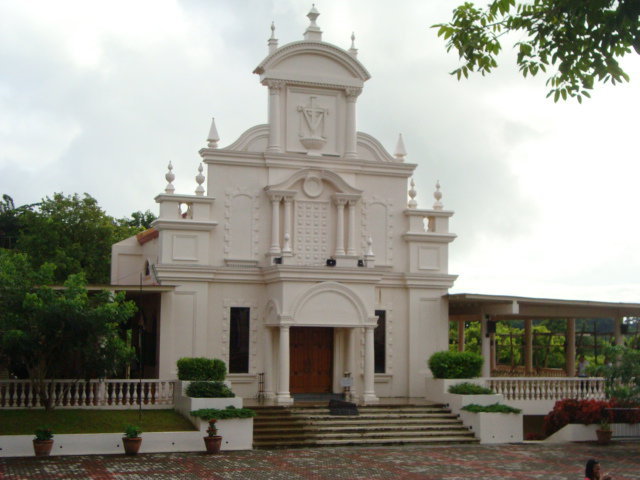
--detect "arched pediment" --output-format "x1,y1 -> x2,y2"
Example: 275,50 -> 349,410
265,168 -> 361,196
225,124 -> 269,152
290,282 -> 368,327
254,41 -> 370,87
357,132 -> 397,163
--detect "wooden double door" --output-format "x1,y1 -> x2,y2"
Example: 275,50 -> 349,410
290,327 -> 333,394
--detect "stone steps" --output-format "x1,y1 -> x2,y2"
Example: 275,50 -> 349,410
252,404 -> 478,448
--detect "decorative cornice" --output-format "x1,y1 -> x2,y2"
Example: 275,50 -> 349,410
402,233 -> 457,244
152,219 -> 218,231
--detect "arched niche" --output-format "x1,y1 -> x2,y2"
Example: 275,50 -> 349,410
290,282 -> 368,327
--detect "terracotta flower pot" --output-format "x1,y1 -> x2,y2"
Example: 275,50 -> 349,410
203,435 -> 222,454
596,429 -> 612,445
122,437 -> 142,455
33,439 -> 54,457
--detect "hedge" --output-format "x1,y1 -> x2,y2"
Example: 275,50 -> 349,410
428,351 -> 483,379
448,382 -> 494,395
461,403 -> 521,414
177,357 -> 227,381
186,381 -> 235,398
190,406 -> 257,420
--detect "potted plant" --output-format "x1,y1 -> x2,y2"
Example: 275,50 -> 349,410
203,419 -> 223,454
596,418 -> 612,445
33,427 -> 54,457
122,424 -> 142,455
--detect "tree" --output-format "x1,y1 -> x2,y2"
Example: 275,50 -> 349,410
0,250 -> 136,410
433,0 -> 640,102
591,344 -> 640,404
118,210 -> 157,230
12,193 -> 140,284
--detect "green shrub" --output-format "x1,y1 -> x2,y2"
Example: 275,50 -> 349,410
428,351 -> 483,379
461,403 -> 521,414
190,406 -> 257,420
186,381 -> 235,398
448,382 -> 494,395
177,357 -> 227,381
123,424 -> 142,438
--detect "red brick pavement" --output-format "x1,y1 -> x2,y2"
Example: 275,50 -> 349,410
1,442 -> 639,479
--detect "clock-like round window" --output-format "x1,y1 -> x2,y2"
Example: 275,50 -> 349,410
303,174 -> 323,198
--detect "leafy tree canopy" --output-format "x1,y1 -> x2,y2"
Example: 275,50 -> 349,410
0,250 -> 136,409
434,0 -> 640,102
0,193 -> 148,284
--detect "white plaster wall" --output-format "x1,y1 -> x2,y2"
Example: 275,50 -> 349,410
459,411 -> 523,444
0,418 -> 253,457
408,291 -> 449,397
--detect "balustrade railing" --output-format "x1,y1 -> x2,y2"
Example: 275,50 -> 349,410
0,379 -> 174,409
488,377 -> 606,402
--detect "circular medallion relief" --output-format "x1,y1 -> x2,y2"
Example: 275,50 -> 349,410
303,175 -> 323,198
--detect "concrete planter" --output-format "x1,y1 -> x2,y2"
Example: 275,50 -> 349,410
193,417 -> 253,450
459,411 -> 523,444
447,393 -> 504,416
174,382 -> 243,424
0,420 -> 254,457
424,378 -> 488,405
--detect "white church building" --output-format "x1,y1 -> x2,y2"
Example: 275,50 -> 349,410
111,7 -> 455,405
111,7 -> 640,407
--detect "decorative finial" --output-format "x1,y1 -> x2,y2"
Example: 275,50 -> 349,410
195,163 -> 205,196
268,21 -> 278,54
366,236 -> 374,256
348,32 -> 358,57
433,180 -> 443,210
304,4 -> 322,41
408,177 -> 417,209
394,133 -> 407,161
207,117 -> 219,148
165,162 -> 175,194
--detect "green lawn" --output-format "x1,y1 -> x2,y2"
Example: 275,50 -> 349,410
0,409 -> 196,435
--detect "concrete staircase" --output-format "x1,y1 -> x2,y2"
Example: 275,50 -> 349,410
252,403 -> 478,448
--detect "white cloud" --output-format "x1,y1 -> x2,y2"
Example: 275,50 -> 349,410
0,0 -> 638,302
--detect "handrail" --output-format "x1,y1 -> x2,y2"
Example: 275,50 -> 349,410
0,379 -> 175,409
488,377 -> 606,401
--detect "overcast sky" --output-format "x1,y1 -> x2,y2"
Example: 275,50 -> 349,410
1,0 -> 639,303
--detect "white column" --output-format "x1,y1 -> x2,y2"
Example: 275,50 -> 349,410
266,81 -> 283,153
565,318 -> 576,376
335,199 -> 346,256
362,325 -> 378,403
344,328 -> 354,376
282,195 -> 293,254
269,194 -> 282,254
263,327 -> 274,398
344,88 -> 360,159
346,199 -> 357,256
276,325 -> 292,404
480,316 -> 491,377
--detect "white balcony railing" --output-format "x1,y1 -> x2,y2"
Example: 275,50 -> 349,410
488,377 -> 606,402
0,379 -> 174,409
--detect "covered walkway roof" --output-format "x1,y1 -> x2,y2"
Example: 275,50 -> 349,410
447,293 -> 640,320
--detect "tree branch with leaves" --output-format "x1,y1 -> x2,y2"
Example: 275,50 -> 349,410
434,0 -> 640,102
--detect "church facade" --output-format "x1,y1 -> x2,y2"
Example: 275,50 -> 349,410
111,7 -> 456,405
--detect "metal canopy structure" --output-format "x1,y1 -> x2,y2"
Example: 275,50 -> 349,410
448,293 -> 640,320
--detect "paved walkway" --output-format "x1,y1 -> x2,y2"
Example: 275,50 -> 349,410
1,442 -> 639,479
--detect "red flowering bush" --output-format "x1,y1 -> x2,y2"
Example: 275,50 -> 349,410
543,399 -> 612,436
